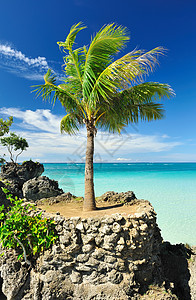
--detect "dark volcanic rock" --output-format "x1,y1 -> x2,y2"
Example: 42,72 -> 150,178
2,179 -> 23,199
160,242 -> 194,300
0,161 -> 44,183
0,161 -> 44,198
22,176 -> 64,201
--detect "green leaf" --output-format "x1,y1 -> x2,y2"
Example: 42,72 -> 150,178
57,22 -> 86,51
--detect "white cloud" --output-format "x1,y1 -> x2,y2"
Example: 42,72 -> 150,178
0,43 -> 50,80
0,108 -> 62,133
0,107 -> 182,162
116,158 -> 131,161
95,131 -> 181,155
0,44 -> 48,68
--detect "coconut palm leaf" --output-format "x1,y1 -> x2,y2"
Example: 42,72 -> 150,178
120,82 -> 175,103
58,23 -> 87,96
58,22 -> 86,51
82,23 -> 129,101
89,47 -> 166,106
60,113 -> 83,135
34,69 -> 79,108
95,82 -> 174,132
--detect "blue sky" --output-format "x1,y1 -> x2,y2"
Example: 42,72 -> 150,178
0,0 -> 196,162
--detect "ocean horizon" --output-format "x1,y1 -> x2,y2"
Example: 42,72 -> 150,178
43,162 -> 196,246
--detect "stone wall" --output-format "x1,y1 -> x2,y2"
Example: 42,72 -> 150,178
0,200 -> 166,300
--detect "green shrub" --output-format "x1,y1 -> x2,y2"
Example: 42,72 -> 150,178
0,188 -> 58,265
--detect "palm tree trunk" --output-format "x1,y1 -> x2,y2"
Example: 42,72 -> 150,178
83,125 -> 96,211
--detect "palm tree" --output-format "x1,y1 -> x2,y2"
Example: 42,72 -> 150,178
35,23 -> 174,211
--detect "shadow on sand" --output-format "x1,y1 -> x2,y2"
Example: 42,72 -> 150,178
97,203 -> 124,211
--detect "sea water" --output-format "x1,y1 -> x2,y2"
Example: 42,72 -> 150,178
43,163 -> 196,245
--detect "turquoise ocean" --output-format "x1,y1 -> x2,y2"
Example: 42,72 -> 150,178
43,163 -> 196,246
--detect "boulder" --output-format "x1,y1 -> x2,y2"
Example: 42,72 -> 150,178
22,176 -> 64,201
98,191 -> 136,204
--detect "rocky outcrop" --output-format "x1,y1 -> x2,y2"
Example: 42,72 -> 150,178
0,201 -> 168,299
0,161 -> 44,182
22,176 -> 64,201
0,161 -> 44,198
98,191 -> 136,204
0,193 -> 195,299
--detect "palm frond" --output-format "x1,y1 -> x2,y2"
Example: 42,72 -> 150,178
57,22 -> 86,51
120,82 -> 175,102
95,107 -> 127,133
33,69 -> 81,112
117,82 -> 175,123
58,24 -> 87,91
33,69 -> 58,102
95,82 -> 174,131
135,102 -> 165,121
82,23 -> 129,101
60,113 -> 84,135
44,69 -> 57,85
90,47 -> 167,105
61,47 -> 86,92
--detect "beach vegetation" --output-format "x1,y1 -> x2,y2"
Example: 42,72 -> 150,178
35,22 -> 174,211
0,188 -> 57,265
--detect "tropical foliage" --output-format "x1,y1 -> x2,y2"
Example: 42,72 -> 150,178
0,188 -> 57,265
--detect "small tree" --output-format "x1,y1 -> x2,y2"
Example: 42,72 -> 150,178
0,117 -> 13,164
1,132 -> 29,163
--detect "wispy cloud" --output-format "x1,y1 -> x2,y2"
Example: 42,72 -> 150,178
0,107 -> 182,162
0,43 -> 50,80
0,44 -> 48,67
